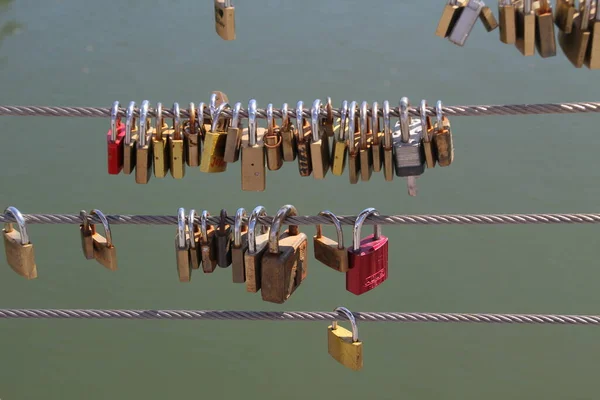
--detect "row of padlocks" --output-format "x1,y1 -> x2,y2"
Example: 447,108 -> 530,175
106,96 -> 455,196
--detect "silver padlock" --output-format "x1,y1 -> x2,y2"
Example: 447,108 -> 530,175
393,97 -> 425,178
448,0 -> 485,46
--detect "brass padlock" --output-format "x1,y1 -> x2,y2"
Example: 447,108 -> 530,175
309,99 -> 330,180
382,101 -> 394,182
420,100 -> 437,169
347,101 -> 360,185
183,102 -> 200,167
280,103 -> 297,162
169,103 -> 185,179
328,307 -> 363,371
358,101 -> 373,182
433,101 -> 454,167
123,101 -> 138,175
559,1 -> 592,68
201,102 -> 230,173
435,0 -> 466,38
261,205 -> 308,304
89,209 -> 117,271
314,211 -> 349,273
135,100 -> 153,184
370,102 -> 383,173
296,101 -> 313,177
200,210 -> 218,273
244,206 -> 270,293
223,102 -> 243,163
231,208 -> 249,283
79,210 -> 95,260
499,0 -> 517,44
535,0 -> 557,58
241,99 -> 266,191
175,208 -> 192,282
479,4 -> 499,31
264,103 -> 283,171
152,102 -> 170,178
516,0 -> 536,56
555,0 -> 576,33
331,100 -> 348,176
188,209 -> 202,270
215,0 -> 236,41
2,206 -> 37,279
585,0 -> 600,69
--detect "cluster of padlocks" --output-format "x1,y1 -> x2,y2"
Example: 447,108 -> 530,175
3,205 -> 389,304
437,0 -> 600,67
106,94 -> 455,196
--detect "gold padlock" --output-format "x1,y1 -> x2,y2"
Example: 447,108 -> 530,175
313,211 -> 349,273
169,103 -> 185,179
79,210 -> 95,260
89,209 -> 117,271
264,104 -> 284,171
214,0 -> 236,41
331,100 -> 348,176
152,102 -> 170,178
280,103 -> 297,162
559,1 -> 592,68
433,100 -> 455,167
327,307 -> 363,371
241,99 -> 267,191
123,101 -> 138,175
201,102 -> 230,173
309,99 -> 330,180
499,0 -> 517,44
135,100 -> 153,184
435,0 -> 466,38
420,100 -> 437,169
175,208 -> 192,283
223,102 -> 243,163
2,206 -> 37,279
535,0 -> 557,58
516,0 -> 536,56
555,0 -> 576,34
382,101 -> 394,182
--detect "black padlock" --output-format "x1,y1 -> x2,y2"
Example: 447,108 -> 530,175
216,209 -> 232,268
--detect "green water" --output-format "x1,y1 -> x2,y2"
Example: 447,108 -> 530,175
1,0 -> 600,398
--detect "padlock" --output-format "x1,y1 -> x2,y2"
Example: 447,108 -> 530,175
585,0 -> 600,68
3,206 -> 37,279
516,0 -> 536,56
314,211 -> 349,273
152,102 -> 170,178
205,92 -> 230,132
296,101 -> 313,177
280,103 -> 297,162
215,209 -> 232,268
346,208 -> 389,296
231,207 -> 249,283
420,100 -> 437,169
331,100 -> 348,176
347,101 -> 360,184
448,0 -> 485,46
559,0 -> 592,67
535,0 -> 557,57
123,101 -> 138,175
200,210 -> 218,273
215,0 -> 236,41
310,99 -> 330,180
182,102 -> 200,167
436,0 -> 466,38
135,100 -> 153,184
499,0 -> 517,44
175,207 -> 192,283
169,103 -> 185,179
201,102 -> 230,172
188,209 -> 202,270
323,97 -> 336,137
394,97 -> 425,197
244,206 -> 270,293
371,101 -> 383,173
79,210 -> 95,260
433,100 -> 455,167
261,205 -> 308,304
479,3 -> 499,31
264,104 -> 284,171
107,101 -> 125,175
241,99 -> 266,191
89,209 -> 118,271
327,307 -> 363,371
358,101 -> 373,182
382,101 -> 394,182
223,102 -> 243,163
555,0 -> 576,33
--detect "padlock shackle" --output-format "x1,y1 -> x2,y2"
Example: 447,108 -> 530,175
233,208 -> 247,247
218,209 -> 229,234
155,102 -> 163,140
359,101 -> 369,150
399,97 -> 411,143
90,209 -> 113,248
311,99 -> 322,142
352,208 -> 381,251
110,101 -> 120,143
383,100 -> 392,148
188,209 -> 199,249
268,205 -> 298,254
348,101 -> 357,152
125,101 -> 137,145
332,306 -> 359,342
248,206 -> 269,253
371,101 -> 380,145
200,210 -> 213,243
211,102 -> 230,132
138,100 -> 150,148
209,93 -> 218,120
231,102 -> 242,129
315,211 -> 344,249
295,101 -> 305,142
419,100 -> 431,142
337,100 -> 348,142
435,100 -> 444,131
248,99 -> 258,146
175,208 -> 187,249
172,103 -> 181,140
4,206 -> 29,245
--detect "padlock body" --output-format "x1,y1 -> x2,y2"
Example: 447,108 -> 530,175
123,140 -> 137,175
383,147 -> 394,181
348,152 -> 360,184
433,117 -> 454,167
244,232 -> 269,292
585,21 -> 600,69
175,237 -> 192,283
241,145 -> 266,191
169,138 -> 185,179
555,0 -> 575,34
189,228 -> 202,270
535,4 -> 557,58
435,2 -> 465,38
265,134 -> 283,171
93,233 -> 117,271
499,4 -> 517,44
152,137 -> 169,178
135,145 -> 153,184
359,146 -> 373,181
215,0 -> 236,40
372,134 -> 383,172
80,224 -> 95,260
313,235 -> 349,272
281,127 -> 297,161
310,139 -> 330,179
184,131 -> 201,167
327,325 -> 363,371
297,128 -> 312,177
479,6 -> 498,31
224,127 -> 242,163
201,227 -> 217,273
107,122 -> 126,175
216,227 -> 232,268
201,130 -> 228,173
346,234 -> 388,296
3,228 -> 37,279
261,231 -> 308,304
516,9 -> 536,56
331,139 -> 347,176
231,233 -> 248,283
558,15 -> 591,68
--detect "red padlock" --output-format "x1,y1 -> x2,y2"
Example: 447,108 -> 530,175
346,208 -> 388,295
106,101 -> 126,175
